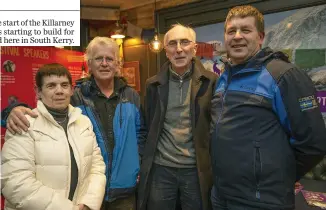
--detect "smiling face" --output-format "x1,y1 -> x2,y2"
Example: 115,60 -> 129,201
164,26 -> 197,74
224,16 -> 264,65
88,44 -> 119,82
38,75 -> 73,110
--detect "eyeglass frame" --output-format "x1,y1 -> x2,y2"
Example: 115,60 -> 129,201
90,56 -> 117,65
165,39 -> 194,49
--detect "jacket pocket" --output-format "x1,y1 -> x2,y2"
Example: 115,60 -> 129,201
254,145 -> 262,200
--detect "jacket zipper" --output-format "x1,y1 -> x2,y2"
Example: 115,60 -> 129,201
232,67 -> 263,200
254,146 -> 262,200
67,128 -> 82,202
84,106 -> 112,200
179,79 -> 183,105
214,72 -> 231,190
216,72 -> 232,124
64,127 -> 72,200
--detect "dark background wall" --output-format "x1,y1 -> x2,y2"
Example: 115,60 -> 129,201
123,39 -> 158,103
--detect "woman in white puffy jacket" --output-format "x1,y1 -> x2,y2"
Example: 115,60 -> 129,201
1,63 -> 106,210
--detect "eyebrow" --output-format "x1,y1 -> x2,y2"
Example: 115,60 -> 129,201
168,38 -> 191,42
227,25 -> 254,30
45,81 -> 69,86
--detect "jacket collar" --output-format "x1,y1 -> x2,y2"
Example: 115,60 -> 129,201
77,76 -> 127,98
223,47 -> 290,73
34,100 -> 82,130
90,76 -> 127,94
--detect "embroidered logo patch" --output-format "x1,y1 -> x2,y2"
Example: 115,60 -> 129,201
298,95 -> 318,111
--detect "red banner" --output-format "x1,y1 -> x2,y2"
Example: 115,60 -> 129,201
1,46 -> 87,147
196,42 -> 214,59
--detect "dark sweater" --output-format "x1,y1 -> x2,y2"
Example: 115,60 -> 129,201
154,65 -> 196,168
45,105 -> 78,201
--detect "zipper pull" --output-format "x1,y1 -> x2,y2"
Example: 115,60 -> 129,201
179,79 -> 183,104
256,189 -> 260,199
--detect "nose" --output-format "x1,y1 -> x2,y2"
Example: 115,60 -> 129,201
101,58 -> 109,66
54,85 -> 64,94
234,30 -> 243,39
176,42 -> 183,53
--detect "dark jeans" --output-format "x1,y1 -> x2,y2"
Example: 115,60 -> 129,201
211,186 -> 263,210
101,193 -> 136,210
147,163 -> 202,210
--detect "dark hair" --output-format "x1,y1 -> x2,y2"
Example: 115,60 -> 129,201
8,95 -> 18,100
225,5 -> 264,34
35,63 -> 72,90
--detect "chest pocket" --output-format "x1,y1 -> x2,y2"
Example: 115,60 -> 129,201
76,126 -> 95,158
32,129 -> 69,166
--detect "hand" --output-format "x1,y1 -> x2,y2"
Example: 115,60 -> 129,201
7,106 -> 38,134
295,182 -> 302,188
78,204 -> 89,210
78,204 -> 84,210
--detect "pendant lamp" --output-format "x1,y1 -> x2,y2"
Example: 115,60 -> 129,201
149,0 -> 163,52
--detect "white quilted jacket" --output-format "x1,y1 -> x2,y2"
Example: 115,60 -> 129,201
1,101 -> 106,210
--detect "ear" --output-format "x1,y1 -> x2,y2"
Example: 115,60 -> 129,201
87,61 -> 92,73
35,86 -> 41,100
69,86 -> 73,97
193,43 -> 198,56
163,47 -> 168,58
258,32 -> 265,44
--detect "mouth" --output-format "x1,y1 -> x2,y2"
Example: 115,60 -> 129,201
175,57 -> 186,60
54,99 -> 65,102
99,69 -> 111,72
231,44 -> 246,48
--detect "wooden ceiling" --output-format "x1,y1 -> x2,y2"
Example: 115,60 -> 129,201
81,0 -> 199,11
81,0 -> 200,28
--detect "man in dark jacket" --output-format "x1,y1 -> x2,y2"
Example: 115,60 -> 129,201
3,37 -> 146,210
137,24 -> 218,210
210,5 -> 326,209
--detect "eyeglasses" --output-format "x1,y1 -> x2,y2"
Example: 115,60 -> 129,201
92,56 -> 115,64
166,39 -> 193,49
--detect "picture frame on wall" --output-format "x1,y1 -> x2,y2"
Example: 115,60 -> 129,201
122,61 -> 141,92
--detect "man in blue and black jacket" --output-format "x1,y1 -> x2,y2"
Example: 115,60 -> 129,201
210,5 -> 326,210
4,37 -> 146,210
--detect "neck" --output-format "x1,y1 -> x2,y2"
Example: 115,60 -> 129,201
94,77 -> 115,97
44,103 -> 68,113
172,63 -> 192,76
231,48 -> 261,65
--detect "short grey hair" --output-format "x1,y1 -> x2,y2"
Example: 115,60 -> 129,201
84,36 -> 121,76
84,36 -> 119,62
163,24 -> 196,46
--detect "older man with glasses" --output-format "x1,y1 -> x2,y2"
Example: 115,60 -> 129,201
137,24 -> 218,210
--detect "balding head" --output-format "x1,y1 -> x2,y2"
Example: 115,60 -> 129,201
163,24 -> 198,75
164,24 -> 196,46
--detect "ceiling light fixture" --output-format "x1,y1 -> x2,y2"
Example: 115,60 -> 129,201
149,0 -> 163,53
111,21 -> 125,39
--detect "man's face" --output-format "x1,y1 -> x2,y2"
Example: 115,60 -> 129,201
38,75 -> 73,110
165,27 -> 197,72
88,44 -> 118,81
8,97 -> 17,105
224,16 -> 264,65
